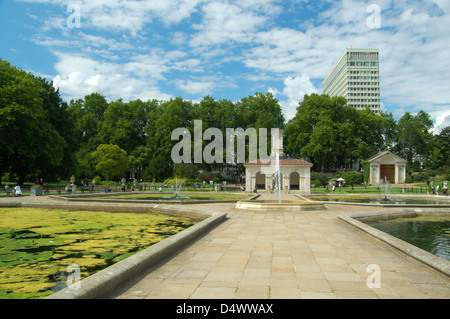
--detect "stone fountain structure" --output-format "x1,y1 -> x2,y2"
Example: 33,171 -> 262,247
237,129 -> 325,212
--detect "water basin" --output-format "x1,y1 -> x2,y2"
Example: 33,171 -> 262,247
366,215 -> 450,260
307,195 -> 450,206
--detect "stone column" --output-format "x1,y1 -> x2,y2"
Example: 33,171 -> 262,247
397,164 -> 406,184
370,164 -> 380,185
265,174 -> 273,191
245,168 -> 252,192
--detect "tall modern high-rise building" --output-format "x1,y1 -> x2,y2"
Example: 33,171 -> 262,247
323,49 -> 381,113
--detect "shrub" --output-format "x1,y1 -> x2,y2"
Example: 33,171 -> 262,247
311,172 -> 327,186
333,171 -> 363,186
361,161 -> 370,182
311,180 -> 323,188
413,172 -> 427,182
405,174 -> 413,183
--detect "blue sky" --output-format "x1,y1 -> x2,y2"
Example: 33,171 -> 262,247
1,0 -> 449,132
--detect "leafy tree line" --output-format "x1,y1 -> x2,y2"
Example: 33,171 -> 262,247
1,59 -> 285,184
1,59 -> 448,185
70,92 -> 285,182
284,94 -> 449,182
0,59 -> 75,185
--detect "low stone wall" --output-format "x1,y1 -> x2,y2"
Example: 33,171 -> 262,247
48,193 -> 259,206
236,199 -> 326,211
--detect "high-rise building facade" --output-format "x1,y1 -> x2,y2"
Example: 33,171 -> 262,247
323,49 -> 381,113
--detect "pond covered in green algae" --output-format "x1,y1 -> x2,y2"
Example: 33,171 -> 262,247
366,215 -> 450,260
0,207 -> 196,299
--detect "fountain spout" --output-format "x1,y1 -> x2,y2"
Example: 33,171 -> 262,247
276,152 -> 281,204
169,178 -> 184,199
381,176 -> 392,201
271,151 -> 282,204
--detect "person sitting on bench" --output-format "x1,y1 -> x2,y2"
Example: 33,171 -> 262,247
13,185 -> 23,197
4,184 -> 12,196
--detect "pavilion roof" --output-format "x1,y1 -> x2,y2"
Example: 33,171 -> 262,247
244,158 -> 313,167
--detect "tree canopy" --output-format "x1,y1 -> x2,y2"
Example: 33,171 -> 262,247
0,59 -> 70,184
0,58 -> 447,185
284,94 -> 396,171
92,144 -> 129,181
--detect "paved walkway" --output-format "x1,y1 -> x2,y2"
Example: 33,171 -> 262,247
1,193 -> 449,299
112,193 -> 450,299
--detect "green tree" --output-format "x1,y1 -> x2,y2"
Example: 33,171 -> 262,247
145,98 -> 194,180
285,94 -> 397,171
285,94 -> 346,170
394,111 -> 434,170
188,96 -> 239,173
68,93 -> 108,145
235,92 -> 284,130
35,77 -> 77,180
92,144 -> 129,181
427,126 -> 450,170
0,59 -> 67,184
98,99 -> 157,154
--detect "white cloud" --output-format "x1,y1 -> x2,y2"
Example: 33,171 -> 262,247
174,79 -> 215,96
21,0 -> 205,35
190,1 -> 268,48
51,52 -> 173,101
430,109 -> 450,134
278,74 -> 319,121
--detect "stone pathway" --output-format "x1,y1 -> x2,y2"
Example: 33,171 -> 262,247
111,193 -> 450,299
1,193 -> 449,299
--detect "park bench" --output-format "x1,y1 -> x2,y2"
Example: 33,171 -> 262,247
80,187 -> 93,194
2,186 -> 13,197
55,187 -> 72,195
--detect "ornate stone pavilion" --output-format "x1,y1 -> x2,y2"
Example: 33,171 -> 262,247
243,129 -> 313,194
367,151 -> 407,185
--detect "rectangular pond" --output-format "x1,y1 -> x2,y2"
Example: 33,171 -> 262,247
0,207 -> 197,299
365,215 -> 450,261
307,195 -> 450,205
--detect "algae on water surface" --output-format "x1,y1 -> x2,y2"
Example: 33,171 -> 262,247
0,207 -> 196,299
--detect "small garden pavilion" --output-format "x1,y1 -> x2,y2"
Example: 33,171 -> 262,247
243,129 -> 313,194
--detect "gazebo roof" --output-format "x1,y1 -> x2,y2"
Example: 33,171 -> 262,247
244,158 -> 313,167
366,151 -> 406,163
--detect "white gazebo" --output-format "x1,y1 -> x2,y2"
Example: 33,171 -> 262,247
367,151 -> 407,185
243,129 -> 313,194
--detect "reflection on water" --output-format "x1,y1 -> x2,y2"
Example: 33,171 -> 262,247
367,217 -> 450,260
308,196 -> 448,205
